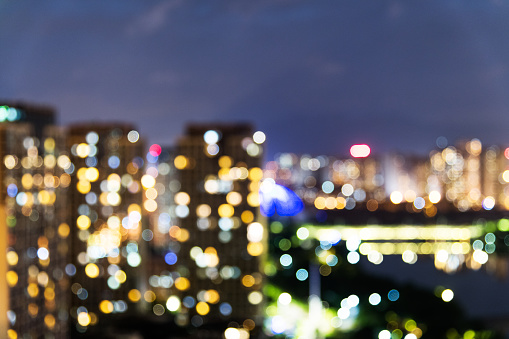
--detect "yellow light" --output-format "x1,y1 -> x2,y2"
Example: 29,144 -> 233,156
247,242 -> 264,256
28,303 -> 38,317
6,251 -> 18,266
205,290 -> 220,304
77,215 -> 91,230
114,270 -> 127,283
7,329 -> 17,339
144,290 -> 156,302
6,271 -> 18,287
242,275 -> 255,287
241,210 -> 254,224
44,314 -> 56,329
174,155 -> 188,169
247,192 -> 260,207
86,167 -> 100,182
226,192 -> 242,206
177,228 -> 190,242
85,263 -> 100,278
77,180 -> 91,194
196,302 -> 210,315
248,291 -> 263,304
128,289 -> 142,302
218,156 -> 232,168
58,223 -> 70,238
196,204 -> 212,218
76,143 -> 90,158
77,312 -> 91,326
4,155 -> 16,169
175,277 -> 190,291
503,170 -> 509,183
174,192 -> 191,205
218,204 -> 235,218
27,283 -> 39,297
314,197 -> 326,209
99,300 -> 114,314
21,173 -> 33,189
144,199 -> 158,212
249,167 -> 264,181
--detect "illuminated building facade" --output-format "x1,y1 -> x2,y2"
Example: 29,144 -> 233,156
67,124 -> 145,333
158,124 -> 266,335
0,103 -> 70,339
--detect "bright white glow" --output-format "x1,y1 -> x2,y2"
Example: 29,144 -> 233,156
347,251 -> 360,264
37,248 -> 49,260
341,184 -> 354,196
405,334 -> 418,339
441,289 -> 454,302
402,250 -> 417,264
369,293 -> 381,305
347,295 -> 359,308
224,328 -> 241,339
482,196 -> 495,210
204,130 -> 220,144
350,144 -> 370,158
247,222 -> 264,242
390,191 -> 403,204
296,227 -> 309,240
379,330 -> 391,339
337,307 -> 350,319
271,316 -> 286,334
429,190 -> 441,204
127,252 -> 141,267
473,250 -> 488,264
253,131 -> 266,144
278,292 -> 292,305
436,249 -> 449,263
166,296 -> 180,311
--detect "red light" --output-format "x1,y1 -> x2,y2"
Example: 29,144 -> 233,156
350,144 -> 370,158
149,144 -> 162,157
505,148 -> 509,160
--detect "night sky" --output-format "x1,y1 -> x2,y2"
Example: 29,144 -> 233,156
2,1 -> 509,159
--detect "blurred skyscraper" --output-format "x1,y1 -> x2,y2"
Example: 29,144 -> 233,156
66,124 -> 145,333
0,103 -> 70,339
143,124 -> 267,336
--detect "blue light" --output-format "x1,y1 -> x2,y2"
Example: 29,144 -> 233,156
219,302 -> 232,316
108,155 -> 120,169
259,181 -> 303,217
6,184 -> 17,198
296,269 -> 308,281
165,252 -> 177,265
388,289 -> 400,301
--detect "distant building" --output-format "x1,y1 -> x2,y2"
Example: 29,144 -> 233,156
0,106 -> 70,339
66,124 -> 145,333
154,123 -> 267,335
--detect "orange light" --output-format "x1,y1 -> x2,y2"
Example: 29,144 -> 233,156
350,144 -> 370,158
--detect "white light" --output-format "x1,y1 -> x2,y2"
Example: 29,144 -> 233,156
379,330 -> 391,339
337,307 -> 350,319
436,249 -> 449,263
37,248 -> 49,260
441,289 -> 454,302
278,293 -> 292,305
473,250 -> 488,264
369,293 -> 381,306
166,296 -> 180,311
347,251 -> 360,264
347,295 -> 359,308
204,130 -> 220,144
253,131 -> 266,144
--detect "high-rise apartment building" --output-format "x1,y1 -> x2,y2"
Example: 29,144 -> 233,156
153,124 -> 267,336
66,124 -> 145,334
0,103 -> 70,339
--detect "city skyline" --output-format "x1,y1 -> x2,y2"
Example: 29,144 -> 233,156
2,1 -> 509,158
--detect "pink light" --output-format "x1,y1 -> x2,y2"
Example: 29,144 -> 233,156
350,144 -> 370,158
149,144 -> 162,157
505,148 -> 509,160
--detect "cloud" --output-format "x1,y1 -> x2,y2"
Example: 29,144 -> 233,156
126,0 -> 182,36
